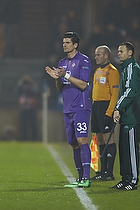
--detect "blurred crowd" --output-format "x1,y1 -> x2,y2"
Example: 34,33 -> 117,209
0,0 -> 140,140
47,0 -> 140,69
0,0 -> 139,65
0,0 -> 140,111
0,0 -> 21,58
45,0 -> 140,110
86,0 -> 140,69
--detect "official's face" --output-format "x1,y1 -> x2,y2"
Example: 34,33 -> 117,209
95,48 -> 107,65
62,38 -> 77,54
118,45 -> 132,62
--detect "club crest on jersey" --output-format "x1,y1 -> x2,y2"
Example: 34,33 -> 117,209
100,77 -> 106,85
72,63 -> 75,68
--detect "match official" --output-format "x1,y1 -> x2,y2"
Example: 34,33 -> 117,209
91,45 -> 120,181
111,42 -> 140,190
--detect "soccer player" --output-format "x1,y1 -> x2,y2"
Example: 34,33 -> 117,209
45,32 -> 91,187
91,45 -> 120,181
111,42 -> 140,190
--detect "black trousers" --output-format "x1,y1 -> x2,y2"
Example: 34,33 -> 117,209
119,124 -> 140,184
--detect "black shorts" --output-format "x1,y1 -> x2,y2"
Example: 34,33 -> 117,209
91,101 -> 114,133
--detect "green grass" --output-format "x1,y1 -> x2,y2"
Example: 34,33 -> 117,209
0,141 -> 84,210
0,141 -> 140,210
53,142 -> 140,210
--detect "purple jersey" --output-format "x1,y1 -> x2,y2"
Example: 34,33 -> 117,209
58,52 -> 91,113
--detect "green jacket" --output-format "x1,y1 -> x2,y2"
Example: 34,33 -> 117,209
116,57 -> 140,130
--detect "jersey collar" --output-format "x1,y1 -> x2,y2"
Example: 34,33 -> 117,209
120,57 -> 135,69
100,62 -> 110,69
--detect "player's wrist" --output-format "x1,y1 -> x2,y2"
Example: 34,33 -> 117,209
64,72 -> 70,80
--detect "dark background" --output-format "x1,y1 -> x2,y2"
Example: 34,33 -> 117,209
0,0 -> 139,109
0,0 -> 139,140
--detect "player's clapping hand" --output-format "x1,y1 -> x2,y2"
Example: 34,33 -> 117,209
45,66 -> 59,79
54,67 -> 66,77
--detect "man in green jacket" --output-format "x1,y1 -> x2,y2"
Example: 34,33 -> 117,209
111,42 -> 140,190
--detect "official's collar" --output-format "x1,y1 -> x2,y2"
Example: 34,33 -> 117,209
100,62 -> 110,69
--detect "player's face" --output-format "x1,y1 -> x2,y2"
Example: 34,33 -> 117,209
63,38 -> 77,53
118,45 -> 132,62
95,48 -> 107,65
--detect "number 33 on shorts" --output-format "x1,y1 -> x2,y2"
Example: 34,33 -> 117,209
77,122 -> 87,134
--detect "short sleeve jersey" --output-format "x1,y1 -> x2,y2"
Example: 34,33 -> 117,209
92,63 -> 120,117
58,52 -> 91,113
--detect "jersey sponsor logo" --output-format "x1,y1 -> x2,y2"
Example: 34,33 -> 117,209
63,66 -> 67,68
82,66 -> 89,69
100,77 -> 106,85
63,81 -> 70,84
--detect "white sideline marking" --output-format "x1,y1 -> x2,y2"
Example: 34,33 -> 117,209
47,144 -> 97,210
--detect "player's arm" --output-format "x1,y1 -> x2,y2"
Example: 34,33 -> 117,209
55,78 -> 63,93
54,67 -> 87,91
67,76 -> 87,90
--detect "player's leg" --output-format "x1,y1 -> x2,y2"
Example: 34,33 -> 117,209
74,110 -> 91,187
64,113 -> 83,188
76,136 -> 91,187
72,141 -> 83,181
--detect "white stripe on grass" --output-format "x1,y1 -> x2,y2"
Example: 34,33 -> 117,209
47,144 -> 97,210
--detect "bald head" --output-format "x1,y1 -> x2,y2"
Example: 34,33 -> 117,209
95,45 -> 111,65
96,45 -> 111,58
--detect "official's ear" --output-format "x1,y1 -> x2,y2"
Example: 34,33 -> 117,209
104,53 -> 108,59
128,50 -> 133,57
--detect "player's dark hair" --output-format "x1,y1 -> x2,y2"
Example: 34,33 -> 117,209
119,42 -> 134,56
63,32 -> 80,49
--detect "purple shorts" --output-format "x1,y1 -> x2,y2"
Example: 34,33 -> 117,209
64,110 -> 90,145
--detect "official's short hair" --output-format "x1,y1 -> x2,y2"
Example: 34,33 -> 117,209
119,42 -> 134,56
63,32 -> 80,49
102,45 -> 111,58
96,45 -> 111,59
